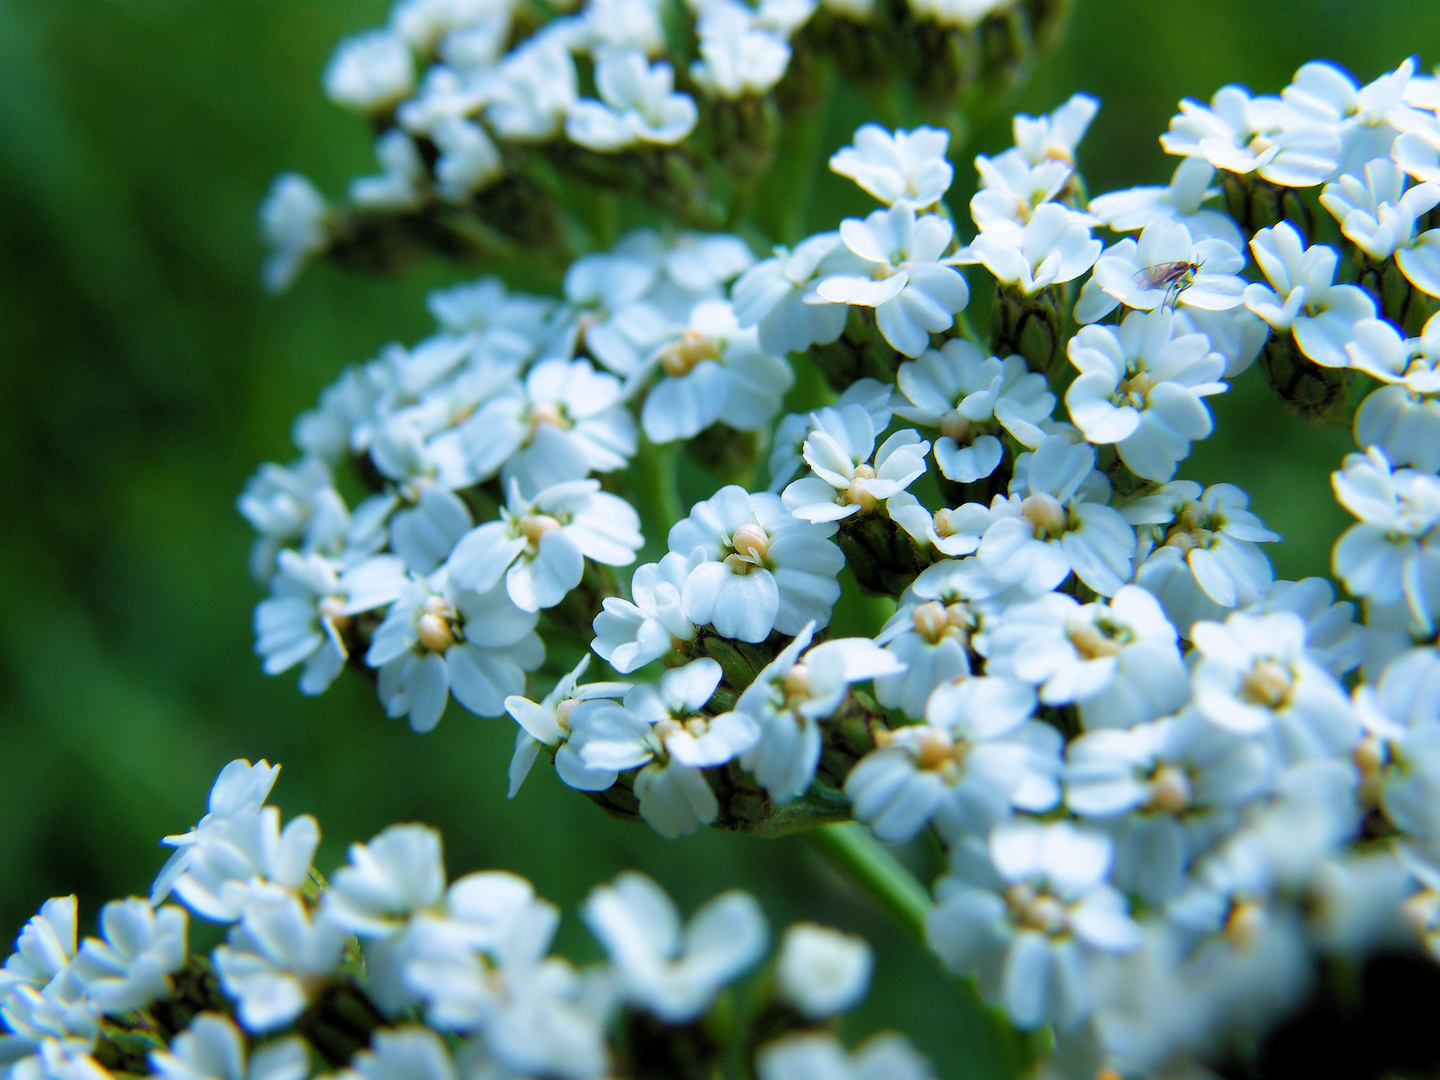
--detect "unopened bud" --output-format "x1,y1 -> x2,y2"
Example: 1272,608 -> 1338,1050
783,662 -> 812,700
730,523 -> 770,563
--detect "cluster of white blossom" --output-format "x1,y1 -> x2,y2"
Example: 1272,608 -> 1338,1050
242,18 -> 1440,1076
0,760 -> 923,1080
258,0 -> 1054,290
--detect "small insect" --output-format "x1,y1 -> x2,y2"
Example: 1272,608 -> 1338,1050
1133,259 -> 1202,310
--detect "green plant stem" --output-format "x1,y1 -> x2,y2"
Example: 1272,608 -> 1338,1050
808,822 -> 931,942
635,439 -> 685,560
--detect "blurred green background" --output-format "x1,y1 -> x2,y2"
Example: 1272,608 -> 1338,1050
1,0 -> 1439,1076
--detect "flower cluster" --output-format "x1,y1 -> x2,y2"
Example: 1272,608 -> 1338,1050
0,760 -> 922,1080
259,0 -> 1069,290
243,18 -> 1440,1079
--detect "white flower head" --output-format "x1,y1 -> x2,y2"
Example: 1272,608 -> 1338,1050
731,232 -> 860,356
323,29 -> 416,113
150,1014 -> 309,1080
1013,93 -> 1100,166
829,124 -> 953,209
1161,83 -> 1341,187
781,405 -> 930,523
259,175 -> 329,293
689,3 -> 792,100
72,900 -> 188,1015
957,202 -> 1101,298
1075,218 -> 1245,324
566,51 -> 698,152
504,655 -> 630,798
592,551 -> 701,674
894,339 -> 1053,484
583,874 -> 767,1021
757,1033 -> 934,1080
669,485 -> 845,643
1065,308 -> 1227,482
1242,221 -> 1377,367
815,206 -> 970,357
774,924 -> 873,1019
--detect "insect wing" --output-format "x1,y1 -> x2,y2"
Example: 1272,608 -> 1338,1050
1133,261 -> 1195,290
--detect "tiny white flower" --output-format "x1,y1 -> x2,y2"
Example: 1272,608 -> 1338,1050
324,824 -> 447,938
1242,221 -> 1377,366
2,897 -> 79,993
967,150 -> 1073,232
1012,93 -> 1100,166
592,551 -> 701,674
1352,314 -> 1440,472
581,0 -> 667,55
731,232 -> 860,356
956,202 -> 1101,298
1161,83 -> 1341,187
150,1014 -> 308,1080
1065,308 -> 1227,482
689,4 -> 791,100
1332,445 -> 1440,613
669,485 -> 845,643
1190,611 -> 1360,763
431,116 -> 503,201
583,874 -> 767,1021
767,378 -> 895,493
566,51 -> 698,151
71,900 -> 187,1015
238,458 -> 345,581
1087,157 -> 1243,250
893,339 -> 1052,484
324,29 -> 415,113
259,175 -> 329,294
336,1028 -> 455,1080
781,405 -> 929,523
349,130 -> 428,211
927,821 -> 1142,1031
1283,58 -> 1423,178
1075,218 -> 1245,324
872,599 -> 975,720
504,655 -> 630,798
829,124 -> 953,209
484,35 -> 578,140
774,924 -> 873,1020
815,205 -> 970,357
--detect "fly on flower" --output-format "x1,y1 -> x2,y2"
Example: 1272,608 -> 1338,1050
1133,259 -> 1202,310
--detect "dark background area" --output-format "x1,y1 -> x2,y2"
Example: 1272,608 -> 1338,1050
1,1 -> 1438,1076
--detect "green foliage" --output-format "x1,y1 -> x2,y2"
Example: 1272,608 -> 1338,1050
1,0 -> 1438,1075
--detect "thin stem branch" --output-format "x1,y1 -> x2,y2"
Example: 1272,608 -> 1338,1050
808,822 -> 931,942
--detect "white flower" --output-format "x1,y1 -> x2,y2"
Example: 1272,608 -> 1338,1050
324,29 -> 415,113
583,874 -> 766,1021
431,116 -> 503,201
591,551 -> 700,673
1190,611 -> 1359,763
255,552 -> 408,696
446,480 -> 641,612
669,485 -> 844,643
927,821 -> 1142,1031
829,125 -> 953,208
757,1033 -> 934,1080
1242,221 -> 1376,366
767,378 -> 894,493
213,887 -> 347,1032
871,599 -> 974,720
390,0 -> 511,53
893,340 -> 1052,484
324,824 -> 447,938
1352,315 -> 1440,472
2,896 -> 79,994
1075,218 -> 1245,324
1354,648 -> 1440,840
1247,577 -> 1364,678
71,900 -> 187,1015
480,959 -> 613,1080
637,300 -> 793,444
1172,303 -> 1270,378
781,406 -> 929,523
1065,712 -> 1271,905
906,0 -> 1015,30
337,1028 -> 455,1080
976,436 -> 1136,597
1087,157 -> 1243,250
1012,93 -> 1100,166
731,233 -> 858,356
815,206 -> 970,357
736,626 -> 905,802
150,762 -> 318,923
981,586 -> 1189,730
566,51 -> 697,151
1332,446 -> 1440,612
1283,58 -> 1422,178
1319,155 -> 1440,297
1161,83 -> 1340,187
259,175 -> 329,293
238,458 -> 346,581
956,202 -> 1100,297
447,357 -> 637,493
484,35 -> 578,140
1125,481 -> 1279,627
967,151 -> 1074,231
367,574 -> 543,730
774,924 -> 872,1019
689,4 -> 791,100
846,675 -> 1059,842
505,656 -> 630,798
569,660 -> 758,837
1065,309 -> 1226,482
150,1015 -> 308,1080
581,0 -> 667,55
349,130 -> 428,211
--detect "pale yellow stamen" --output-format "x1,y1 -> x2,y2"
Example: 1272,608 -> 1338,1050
659,331 -> 721,378
1240,659 -> 1293,710
1021,492 -> 1066,538
529,402 -> 570,431
417,595 -> 460,654
519,513 -> 562,546
939,411 -> 974,444
845,463 -> 878,512
1146,764 -> 1191,814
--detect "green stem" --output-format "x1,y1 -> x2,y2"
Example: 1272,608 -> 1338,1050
808,822 -> 932,942
635,439 -> 685,560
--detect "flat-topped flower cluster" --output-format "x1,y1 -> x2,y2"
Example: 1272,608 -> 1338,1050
238,28 -> 1440,1080
0,760 -> 919,1080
